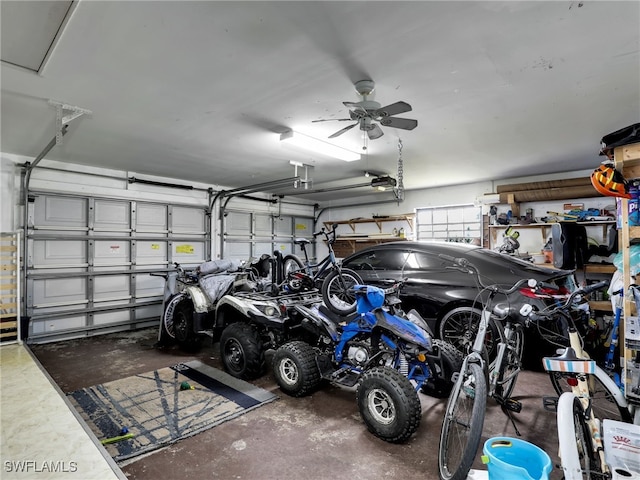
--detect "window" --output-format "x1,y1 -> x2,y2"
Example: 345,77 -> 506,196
416,205 -> 482,245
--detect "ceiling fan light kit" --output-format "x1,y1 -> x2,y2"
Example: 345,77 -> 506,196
280,129 -> 361,162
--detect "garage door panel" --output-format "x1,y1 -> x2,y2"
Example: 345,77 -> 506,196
173,242 -> 204,264
94,200 -> 130,231
226,212 -> 251,235
253,242 -> 273,257
31,315 -> 87,336
136,305 -> 162,321
136,204 -> 167,232
33,240 -> 87,267
254,214 -> 272,236
225,242 -> 251,260
294,218 -> 313,237
94,275 -> 129,301
172,207 -> 205,234
136,241 -> 167,265
34,196 -> 87,228
33,277 -> 86,307
93,310 -> 131,326
274,216 -> 293,236
94,240 -> 130,266
135,274 -> 164,298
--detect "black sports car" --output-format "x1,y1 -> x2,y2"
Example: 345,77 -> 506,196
341,241 -> 578,366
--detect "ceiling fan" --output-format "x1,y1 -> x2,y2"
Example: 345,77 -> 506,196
313,80 -> 418,140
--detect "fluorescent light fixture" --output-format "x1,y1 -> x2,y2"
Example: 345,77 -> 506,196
280,130 -> 361,162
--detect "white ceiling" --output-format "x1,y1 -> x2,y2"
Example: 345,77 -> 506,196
1,1 -> 639,202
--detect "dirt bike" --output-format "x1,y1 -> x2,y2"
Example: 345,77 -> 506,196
271,281 -> 463,443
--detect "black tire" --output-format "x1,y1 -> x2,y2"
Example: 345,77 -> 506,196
421,339 -> 464,398
272,341 -> 322,397
159,293 -> 186,346
549,370 -> 632,423
494,324 -> 524,400
439,306 -> 504,369
321,268 -> 362,316
356,366 -> 421,443
282,254 -> 305,276
438,362 -> 487,480
220,323 -> 265,380
173,296 -> 201,351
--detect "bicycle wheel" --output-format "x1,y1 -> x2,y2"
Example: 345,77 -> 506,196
557,393 -> 602,480
282,254 -> 305,276
549,370 -> 632,423
494,324 -> 524,400
439,306 -> 504,368
438,362 -> 487,480
321,268 -> 362,315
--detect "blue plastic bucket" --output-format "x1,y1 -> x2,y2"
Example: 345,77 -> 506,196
482,437 -> 552,480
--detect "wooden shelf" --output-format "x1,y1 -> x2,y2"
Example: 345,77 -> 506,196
583,264 -> 616,274
327,215 -> 414,257
589,301 -> 613,312
326,214 -> 414,233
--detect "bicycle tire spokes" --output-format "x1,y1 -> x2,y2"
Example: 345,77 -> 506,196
438,362 -> 486,480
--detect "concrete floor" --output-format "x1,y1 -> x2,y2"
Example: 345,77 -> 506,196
27,327 -> 565,480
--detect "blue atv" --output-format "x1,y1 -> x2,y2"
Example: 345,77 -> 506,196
272,282 -> 462,443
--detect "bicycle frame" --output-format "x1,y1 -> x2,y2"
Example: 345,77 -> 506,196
294,227 -> 341,281
543,328 -> 630,478
546,354 -> 608,479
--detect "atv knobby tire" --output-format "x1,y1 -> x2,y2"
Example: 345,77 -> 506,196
220,322 -> 265,380
421,339 -> 464,398
356,366 -> 421,443
272,341 -> 322,397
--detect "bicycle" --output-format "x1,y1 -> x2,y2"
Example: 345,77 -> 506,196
283,224 -> 362,316
438,256 -> 533,480
533,281 -> 632,424
533,281 -> 637,480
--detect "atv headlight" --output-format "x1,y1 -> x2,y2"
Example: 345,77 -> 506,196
253,302 -> 280,317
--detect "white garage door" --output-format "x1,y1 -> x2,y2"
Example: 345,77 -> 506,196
26,193 -> 209,342
223,210 -> 314,261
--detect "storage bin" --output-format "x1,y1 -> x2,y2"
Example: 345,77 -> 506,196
482,437 -> 552,480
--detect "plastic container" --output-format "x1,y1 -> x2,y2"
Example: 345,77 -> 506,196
482,437 -> 552,480
629,184 -> 639,226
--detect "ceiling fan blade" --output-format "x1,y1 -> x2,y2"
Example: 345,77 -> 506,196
375,101 -> 412,118
367,124 -> 384,140
329,122 -> 358,138
312,118 -> 352,123
379,117 -> 418,130
344,101 -> 368,115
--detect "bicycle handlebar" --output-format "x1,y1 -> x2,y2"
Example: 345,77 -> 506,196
439,254 -> 532,295
528,280 -> 610,321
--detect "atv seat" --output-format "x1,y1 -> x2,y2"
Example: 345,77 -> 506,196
318,304 -> 357,325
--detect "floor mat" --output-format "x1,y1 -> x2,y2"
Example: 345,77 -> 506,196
68,360 -> 277,462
